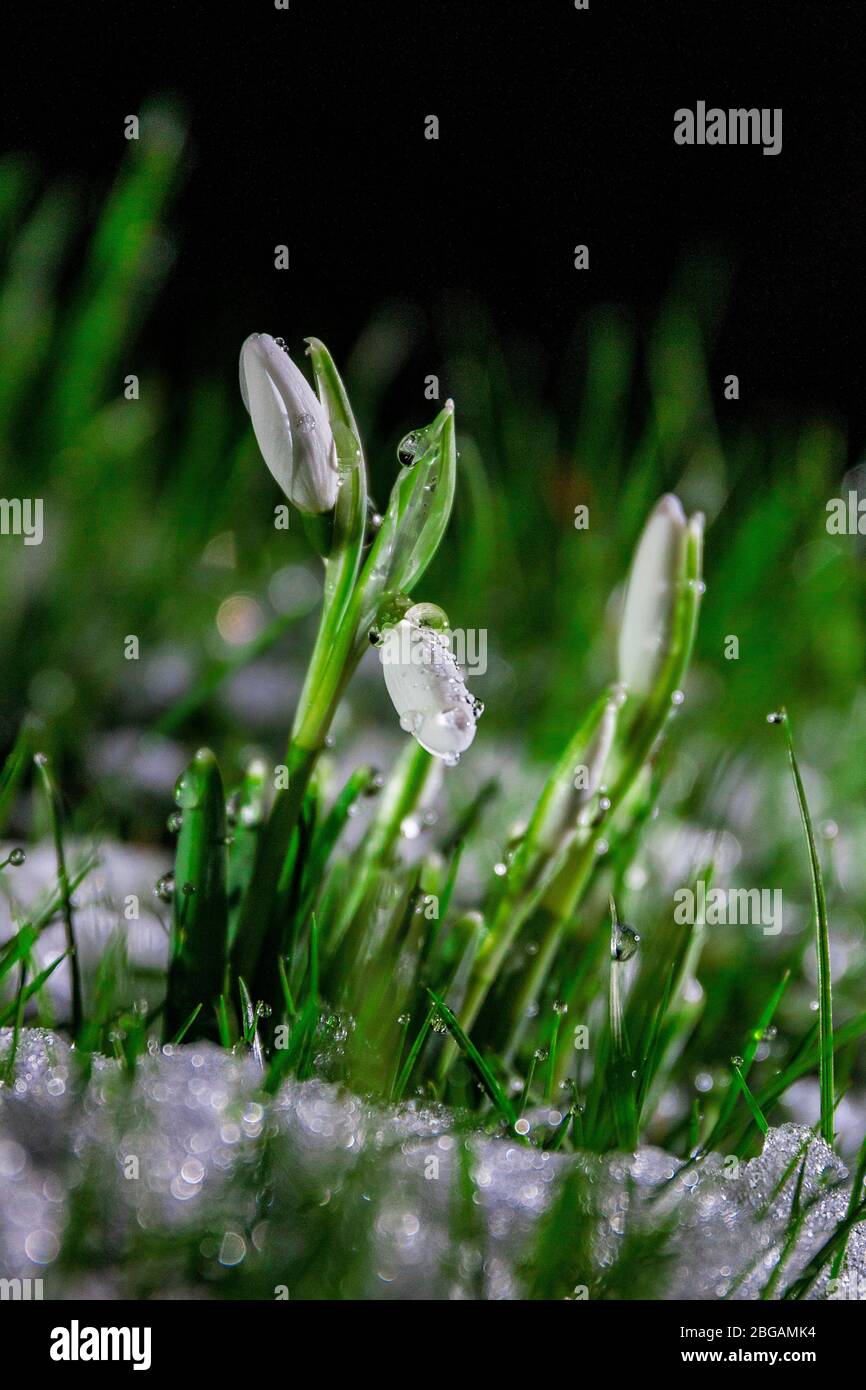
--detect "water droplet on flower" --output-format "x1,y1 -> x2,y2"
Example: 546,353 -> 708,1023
399,710 -> 422,734
405,601 -> 448,630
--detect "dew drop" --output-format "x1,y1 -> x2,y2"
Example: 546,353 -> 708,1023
174,771 -> 198,809
612,923 -> 640,962
397,431 -> 421,467
154,873 -> 175,903
167,810 -> 183,834
405,601 -> 449,630
7,848 -> 25,867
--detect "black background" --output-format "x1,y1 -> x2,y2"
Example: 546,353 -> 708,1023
4,0 -> 864,445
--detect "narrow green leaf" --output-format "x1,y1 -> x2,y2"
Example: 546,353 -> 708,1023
731,1062 -> 769,1136
775,709 -> 834,1144
428,989 -> 518,1130
0,951 -> 68,1026
169,1002 -> 203,1046
165,748 -> 228,1040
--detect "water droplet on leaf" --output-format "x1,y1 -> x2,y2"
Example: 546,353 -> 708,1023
612,923 -> 640,962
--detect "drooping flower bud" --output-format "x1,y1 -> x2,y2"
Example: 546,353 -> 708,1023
379,613 -> 482,765
617,493 -> 690,697
239,333 -> 339,515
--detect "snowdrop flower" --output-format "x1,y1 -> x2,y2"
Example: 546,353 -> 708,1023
239,333 -> 339,515
617,493 -> 693,697
379,611 -> 482,764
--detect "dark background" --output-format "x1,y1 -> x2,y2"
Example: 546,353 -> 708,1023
4,0 -> 864,444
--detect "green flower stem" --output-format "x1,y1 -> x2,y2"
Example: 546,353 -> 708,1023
519,515 -> 705,1012
325,739 -> 435,972
439,515 -> 703,1086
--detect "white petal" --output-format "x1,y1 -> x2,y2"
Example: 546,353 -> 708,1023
240,334 -> 294,498
380,620 -> 479,761
239,334 -> 339,514
617,494 -> 687,697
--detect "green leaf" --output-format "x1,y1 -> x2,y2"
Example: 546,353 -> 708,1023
355,399 -> 457,635
428,989 -> 518,1130
775,709 -> 834,1144
165,748 -> 228,1040
0,951 -> 68,1026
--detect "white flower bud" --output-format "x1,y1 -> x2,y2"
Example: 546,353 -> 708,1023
617,493 -> 688,697
379,618 -> 482,764
239,333 -> 339,515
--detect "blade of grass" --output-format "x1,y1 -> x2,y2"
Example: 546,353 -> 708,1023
428,989 -> 518,1130
731,1061 -> 769,1137
773,709 -> 834,1144
829,1130 -> 866,1279
165,748 -> 228,1040
33,751 -> 81,1034
168,1002 -> 203,1046
0,950 -> 68,1026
